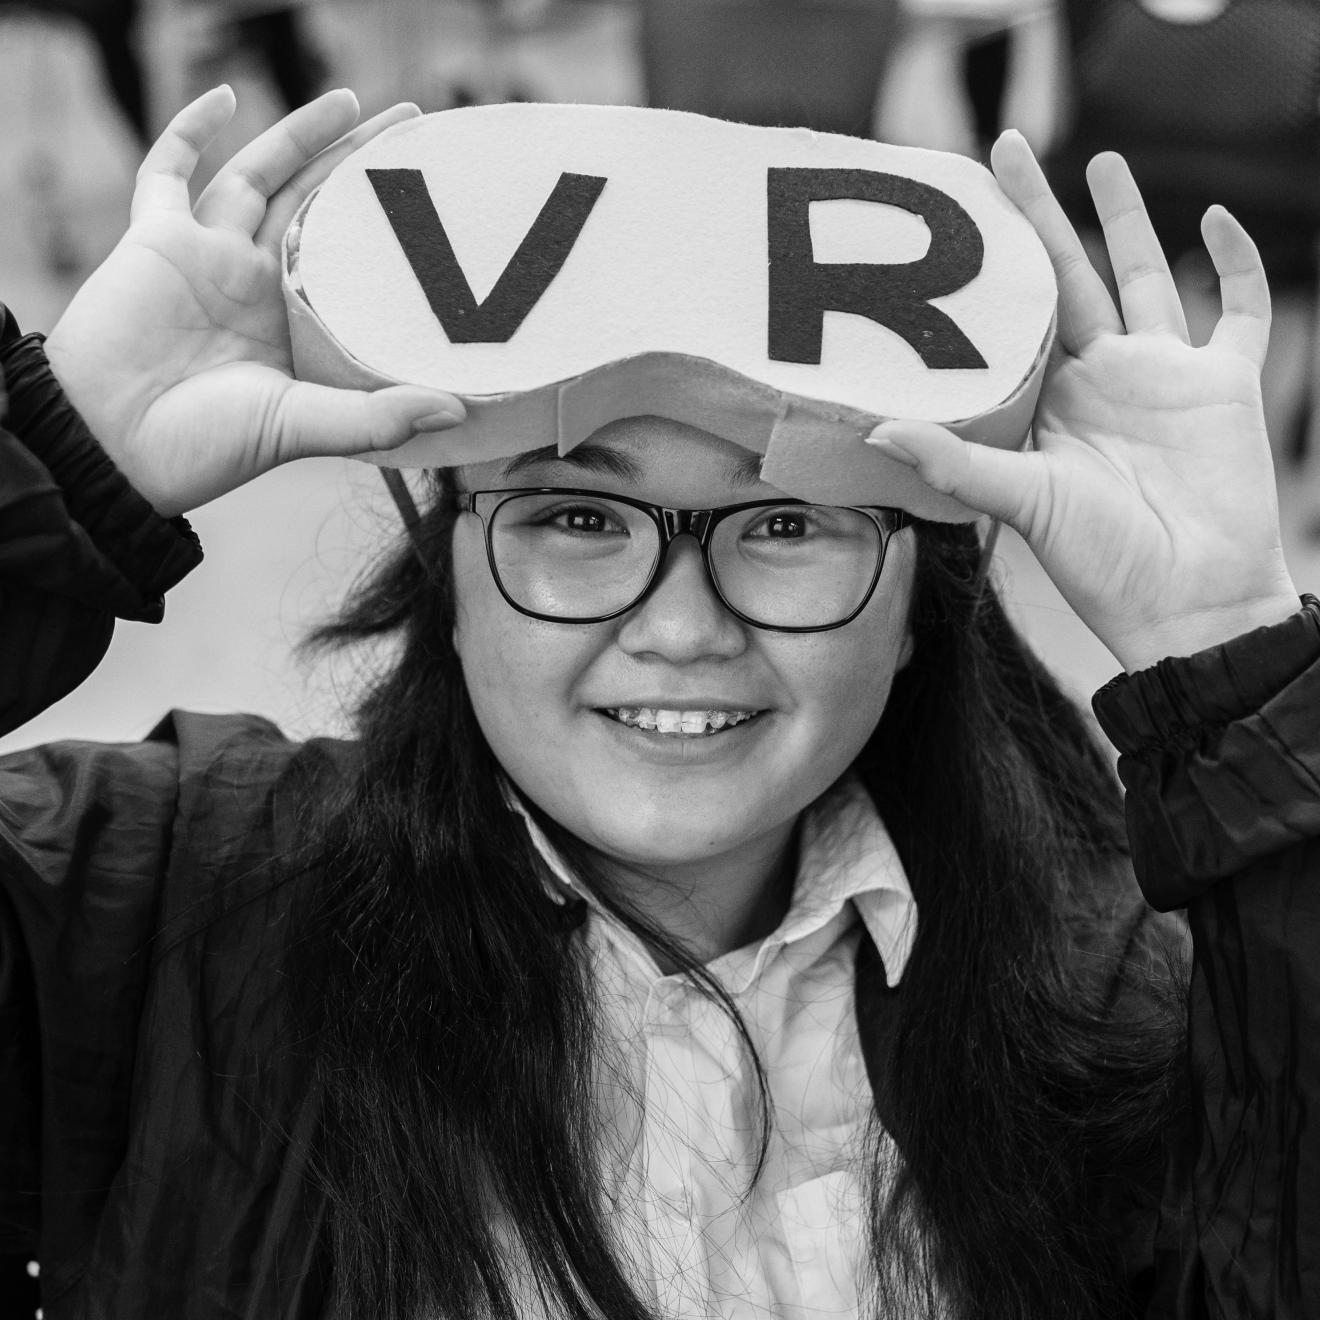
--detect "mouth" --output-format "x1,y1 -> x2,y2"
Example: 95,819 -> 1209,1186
600,706 -> 765,737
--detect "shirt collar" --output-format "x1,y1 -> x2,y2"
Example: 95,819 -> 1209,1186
781,774 -> 917,988
504,775 -> 918,990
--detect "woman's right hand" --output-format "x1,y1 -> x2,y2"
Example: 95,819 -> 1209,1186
43,87 -> 465,517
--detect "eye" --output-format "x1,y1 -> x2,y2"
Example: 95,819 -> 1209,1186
743,507 -> 813,540
560,508 -> 609,532
762,512 -> 806,538
535,500 -> 630,537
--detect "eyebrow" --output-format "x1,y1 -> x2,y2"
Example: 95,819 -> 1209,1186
499,444 -> 641,482
500,442 -> 767,487
723,449 -> 765,487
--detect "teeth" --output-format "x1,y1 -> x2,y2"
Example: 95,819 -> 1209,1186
607,707 -> 759,735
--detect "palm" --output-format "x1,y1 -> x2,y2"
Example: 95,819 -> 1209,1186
68,212 -> 282,402
64,217 -> 297,503
1024,334 -> 1279,636
101,217 -> 291,379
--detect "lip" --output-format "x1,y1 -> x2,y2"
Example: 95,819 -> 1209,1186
591,698 -> 767,713
591,707 -> 772,763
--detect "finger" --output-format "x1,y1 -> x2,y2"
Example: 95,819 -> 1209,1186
990,129 -> 1122,354
1085,152 -> 1189,341
866,421 -> 1045,531
1203,205 -> 1272,370
193,88 -> 361,236
131,85 -> 237,222
265,382 -> 468,464
254,101 -> 422,254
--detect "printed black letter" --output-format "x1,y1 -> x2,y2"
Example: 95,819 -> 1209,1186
767,168 -> 987,369
366,169 -> 607,343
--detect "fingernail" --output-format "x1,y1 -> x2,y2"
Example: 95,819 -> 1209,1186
410,409 -> 464,435
865,428 -> 919,468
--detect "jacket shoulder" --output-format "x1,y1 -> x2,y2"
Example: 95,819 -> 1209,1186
0,709 -> 357,916
156,709 -> 357,935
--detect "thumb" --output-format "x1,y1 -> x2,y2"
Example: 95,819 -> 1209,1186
866,421 -> 1042,529
269,381 -> 467,461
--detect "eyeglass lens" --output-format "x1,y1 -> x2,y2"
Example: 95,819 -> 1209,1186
485,492 -> 885,628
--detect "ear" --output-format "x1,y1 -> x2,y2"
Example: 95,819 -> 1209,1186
446,508 -> 471,660
451,559 -> 469,657
895,620 -> 916,673
890,527 -> 919,674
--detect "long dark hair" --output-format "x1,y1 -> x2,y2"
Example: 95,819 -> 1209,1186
289,474 -> 1185,1320
858,525 -> 1186,1318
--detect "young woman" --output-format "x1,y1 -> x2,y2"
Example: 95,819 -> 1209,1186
1,88 -> 1316,1320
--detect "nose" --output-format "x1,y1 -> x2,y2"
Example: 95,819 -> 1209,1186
614,534 -> 748,662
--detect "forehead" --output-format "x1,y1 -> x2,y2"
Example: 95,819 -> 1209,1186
456,416 -> 788,503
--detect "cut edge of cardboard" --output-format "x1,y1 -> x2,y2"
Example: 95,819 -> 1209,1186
283,272 -> 1051,523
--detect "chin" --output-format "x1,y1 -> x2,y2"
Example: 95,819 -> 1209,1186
569,799 -> 785,873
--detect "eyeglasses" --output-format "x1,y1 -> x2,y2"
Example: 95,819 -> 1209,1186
461,488 -> 910,632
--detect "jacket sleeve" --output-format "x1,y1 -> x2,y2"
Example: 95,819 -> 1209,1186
1091,597 -> 1320,1320
0,708 -> 344,1306
0,727 -> 183,1261
0,301 -> 202,1262
0,302 -> 203,736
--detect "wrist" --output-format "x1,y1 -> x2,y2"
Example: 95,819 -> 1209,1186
42,324 -> 116,449
1095,592 -> 1320,748
1092,594 -> 1320,909
1112,587 -> 1302,675
0,329 -> 202,610
44,323 -> 178,515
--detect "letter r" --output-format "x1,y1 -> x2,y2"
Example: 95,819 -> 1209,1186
766,168 -> 988,369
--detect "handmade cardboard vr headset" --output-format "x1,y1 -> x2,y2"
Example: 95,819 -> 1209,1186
283,103 -> 1057,521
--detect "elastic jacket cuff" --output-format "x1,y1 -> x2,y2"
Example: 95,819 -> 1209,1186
0,329 -> 201,617
1091,595 -> 1320,908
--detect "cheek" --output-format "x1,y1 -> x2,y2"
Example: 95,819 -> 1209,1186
785,544 -> 915,755
796,629 -> 902,753
808,546 -> 913,693
452,522 -> 551,710
450,521 -> 488,659
451,521 -> 601,778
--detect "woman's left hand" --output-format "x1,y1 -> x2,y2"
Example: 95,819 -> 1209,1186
867,132 -> 1300,673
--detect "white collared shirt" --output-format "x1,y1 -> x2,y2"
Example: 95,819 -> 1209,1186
513,776 -> 918,1319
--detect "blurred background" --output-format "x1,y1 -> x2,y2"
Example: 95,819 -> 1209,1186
4,0 -> 1320,756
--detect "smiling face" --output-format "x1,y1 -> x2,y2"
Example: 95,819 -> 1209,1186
451,417 -> 916,894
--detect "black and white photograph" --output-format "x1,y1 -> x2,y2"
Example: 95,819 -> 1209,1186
2,2 -> 1318,1317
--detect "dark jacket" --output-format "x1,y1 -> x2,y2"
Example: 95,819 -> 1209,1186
2,306 -> 1318,1318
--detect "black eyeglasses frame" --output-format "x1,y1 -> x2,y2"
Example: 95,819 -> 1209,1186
460,487 -> 911,633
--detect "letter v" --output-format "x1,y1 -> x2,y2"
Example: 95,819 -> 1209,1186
366,168 -> 607,343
